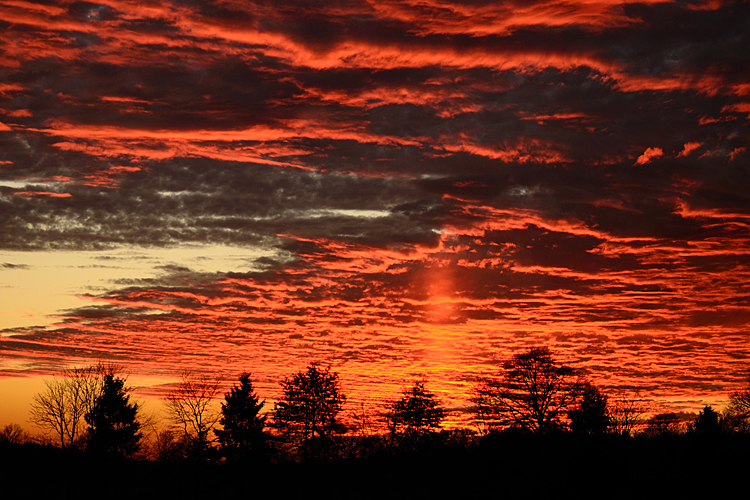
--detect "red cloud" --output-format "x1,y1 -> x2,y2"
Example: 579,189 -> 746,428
634,147 -> 663,165
15,191 -> 72,197
677,142 -> 701,157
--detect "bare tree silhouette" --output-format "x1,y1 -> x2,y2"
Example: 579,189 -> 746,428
610,394 -> 649,437
29,363 -> 112,448
472,347 -> 585,434
726,371 -> 750,427
0,423 -> 29,444
165,371 -> 220,460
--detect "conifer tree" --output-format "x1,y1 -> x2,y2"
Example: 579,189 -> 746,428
216,372 -> 267,461
85,373 -> 142,456
390,379 -> 445,436
568,384 -> 612,435
689,405 -> 722,436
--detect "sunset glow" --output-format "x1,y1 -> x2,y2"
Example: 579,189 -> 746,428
1,0 -> 749,430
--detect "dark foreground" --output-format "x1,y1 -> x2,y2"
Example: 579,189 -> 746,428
1,434 -> 747,499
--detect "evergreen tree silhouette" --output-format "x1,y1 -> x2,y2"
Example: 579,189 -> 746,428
85,373 -> 141,457
569,384 -> 612,435
216,372 -> 267,462
689,405 -> 722,436
390,379 -> 445,437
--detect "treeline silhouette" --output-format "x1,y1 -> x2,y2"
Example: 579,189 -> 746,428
3,346 -> 750,498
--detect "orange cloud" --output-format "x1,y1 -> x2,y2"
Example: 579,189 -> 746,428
677,142 -> 701,157
15,191 -> 72,198
634,147 -> 663,165
721,102 -> 750,113
729,147 -> 746,161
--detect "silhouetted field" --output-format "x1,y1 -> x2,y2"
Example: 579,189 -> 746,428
9,354 -> 750,498
3,433 -> 748,499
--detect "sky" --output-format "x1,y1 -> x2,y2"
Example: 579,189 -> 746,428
1,0 -> 749,429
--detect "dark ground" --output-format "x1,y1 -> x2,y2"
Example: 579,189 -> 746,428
1,434 -> 747,499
